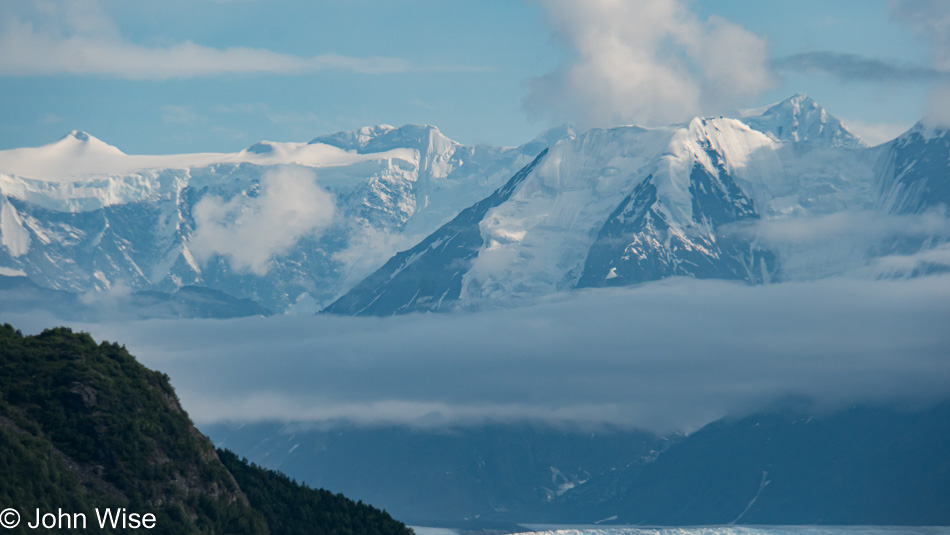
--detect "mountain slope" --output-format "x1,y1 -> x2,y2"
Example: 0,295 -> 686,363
323,150 -> 547,315
878,121 -> 950,214
560,403 -> 950,525
576,122 -> 776,288
207,401 -> 950,527
0,324 -> 411,534
207,421 -> 664,526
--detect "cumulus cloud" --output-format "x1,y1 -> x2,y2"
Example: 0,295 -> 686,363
0,1 -> 479,79
10,275 -> 946,434
189,166 -> 335,275
525,0 -> 776,129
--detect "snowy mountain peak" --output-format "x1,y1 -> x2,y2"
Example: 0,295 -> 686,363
5,101 -> 948,318
65,130 -> 90,141
0,130 -> 134,180
743,94 -> 864,148
52,130 -> 125,156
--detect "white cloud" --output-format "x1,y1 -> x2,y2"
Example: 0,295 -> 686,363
0,20 -> 411,79
0,2 -> 477,79
189,166 -> 336,275
526,0 -> 776,129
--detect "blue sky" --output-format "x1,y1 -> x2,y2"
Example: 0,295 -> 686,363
0,0 -> 946,153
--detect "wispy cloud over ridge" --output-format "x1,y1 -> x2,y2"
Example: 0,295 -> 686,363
774,51 -> 950,82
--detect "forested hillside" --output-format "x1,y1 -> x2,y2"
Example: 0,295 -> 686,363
0,324 -> 412,535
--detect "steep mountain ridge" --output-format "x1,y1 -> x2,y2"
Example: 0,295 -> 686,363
576,117 -> 777,288
878,121 -> 950,214
324,150 -> 548,315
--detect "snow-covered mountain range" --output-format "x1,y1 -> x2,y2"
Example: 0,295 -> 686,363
1,94 -> 947,316
327,95 -> 949,315
0,124 -> 549,314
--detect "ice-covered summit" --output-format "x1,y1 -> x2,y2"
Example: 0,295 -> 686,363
55,130 -> 126,156
0,130 -> 130,180
743,93 -> 864,148
0,130 -> 233,181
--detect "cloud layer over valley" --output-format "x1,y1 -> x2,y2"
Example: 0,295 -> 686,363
8,276 -> 949,434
